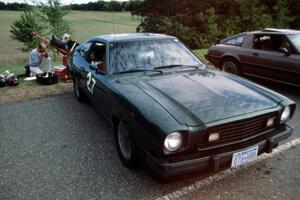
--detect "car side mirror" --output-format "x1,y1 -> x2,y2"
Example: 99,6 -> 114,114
278,47 -> 290,56
79,48 -> 86,56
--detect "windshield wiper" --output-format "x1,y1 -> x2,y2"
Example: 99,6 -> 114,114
114,69 -> 163,75
153,64 -> 200,70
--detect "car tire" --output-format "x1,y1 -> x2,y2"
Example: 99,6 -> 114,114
115,120 -> 139,168
220,58 -> 241,75
73,76 -> 85,102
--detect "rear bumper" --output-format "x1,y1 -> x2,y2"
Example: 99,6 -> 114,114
145,125 -> 293,178
204,54 -> 220,67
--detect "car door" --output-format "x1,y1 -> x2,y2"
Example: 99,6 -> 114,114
72,42 -> 93,93
245,34 -> 299,85
83,41 -> 113,119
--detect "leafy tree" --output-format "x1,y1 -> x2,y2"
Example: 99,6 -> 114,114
261,0 -> 290,28
134,0 -> 293,49
10,7 -> 45,51
40,0 -> 71,37
10,0 -> 71,53
0,2 -> 5,10
288,0 -> 300,29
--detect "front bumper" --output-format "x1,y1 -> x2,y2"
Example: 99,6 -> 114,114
145,125 -> 293,178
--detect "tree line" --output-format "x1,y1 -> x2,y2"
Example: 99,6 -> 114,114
133,0 -> 300,49
0,1 -> 141,11
0,2 -> 27,10
70,1 -> 141,11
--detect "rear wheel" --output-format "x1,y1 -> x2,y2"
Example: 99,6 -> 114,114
73,76 -> 85,102
220,58 -> 241,75
115,120 -> 139,168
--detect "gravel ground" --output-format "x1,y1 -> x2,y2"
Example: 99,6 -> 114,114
0,81 -> 299,200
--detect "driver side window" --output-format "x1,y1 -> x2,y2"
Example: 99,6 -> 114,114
85,42 -> 106,65
84,42 -> 107,74
253,34 -> 294,54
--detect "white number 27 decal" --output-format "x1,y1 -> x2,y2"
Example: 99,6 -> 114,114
87,72 -> 96,94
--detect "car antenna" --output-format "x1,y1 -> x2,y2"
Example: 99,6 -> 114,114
111,7 -> 116,36
111,3 -> 118,80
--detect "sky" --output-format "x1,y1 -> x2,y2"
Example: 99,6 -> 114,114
2,0 -> 128,5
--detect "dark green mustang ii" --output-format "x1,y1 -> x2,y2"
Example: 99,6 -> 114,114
70,33 -> 296,178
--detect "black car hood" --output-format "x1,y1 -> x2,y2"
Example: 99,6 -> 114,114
129,70 -> 279,126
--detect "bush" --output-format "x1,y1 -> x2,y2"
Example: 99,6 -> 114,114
10,7 -> 45,52
134,0 -> 293,49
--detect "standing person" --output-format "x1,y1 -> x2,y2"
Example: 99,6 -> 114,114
29,42 -> 52,76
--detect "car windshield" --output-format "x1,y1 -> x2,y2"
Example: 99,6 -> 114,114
109,38 -> 204,74
288,34 -> 300,53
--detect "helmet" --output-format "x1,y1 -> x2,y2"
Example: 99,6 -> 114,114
0,74 -> 6,87
6,73 -> 19,86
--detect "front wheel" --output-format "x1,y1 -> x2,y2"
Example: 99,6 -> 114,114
115,120 -> 139,168
220,58 -> 241,75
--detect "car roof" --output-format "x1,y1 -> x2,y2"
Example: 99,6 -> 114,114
88,33 -> 176,43
251,28 -> 300,35
221,28 -> 300,43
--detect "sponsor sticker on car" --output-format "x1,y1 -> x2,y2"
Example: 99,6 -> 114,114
231,145 -> 258,168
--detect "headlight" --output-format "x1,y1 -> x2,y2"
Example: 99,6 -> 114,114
164,132 -> 183,152
281,106 -> 291,122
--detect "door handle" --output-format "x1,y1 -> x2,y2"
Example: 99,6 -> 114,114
252,52 -> 259,56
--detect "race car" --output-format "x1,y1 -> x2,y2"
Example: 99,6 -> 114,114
69,33 -> 296,178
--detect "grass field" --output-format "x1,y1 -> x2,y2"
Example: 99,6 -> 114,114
65,11 -> 140,41
0,10 -> 207,75
0,10 -> 140,67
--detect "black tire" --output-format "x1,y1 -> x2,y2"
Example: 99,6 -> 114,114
220,58 -> 241,75
115,120 -> 139,168
73,76 -> 85,102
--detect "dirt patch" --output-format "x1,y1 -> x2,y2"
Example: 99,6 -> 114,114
0,77 -> 73,105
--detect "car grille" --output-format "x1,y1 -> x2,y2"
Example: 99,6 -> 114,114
198,112 -> 278,149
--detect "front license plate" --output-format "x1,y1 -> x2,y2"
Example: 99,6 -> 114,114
231,146 -> 258,168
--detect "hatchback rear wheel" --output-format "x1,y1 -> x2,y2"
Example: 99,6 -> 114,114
221,58 -> 241,75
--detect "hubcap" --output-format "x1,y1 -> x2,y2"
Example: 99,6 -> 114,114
222,61 -> 237,74
118,121 -> 132,160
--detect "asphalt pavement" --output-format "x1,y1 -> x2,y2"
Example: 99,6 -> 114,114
0,82 -> 299,200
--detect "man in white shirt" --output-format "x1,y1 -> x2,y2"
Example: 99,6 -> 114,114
29,42 -> 52,76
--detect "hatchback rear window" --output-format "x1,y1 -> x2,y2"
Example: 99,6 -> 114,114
222,35 -> 245,46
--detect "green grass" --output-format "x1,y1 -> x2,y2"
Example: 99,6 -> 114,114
0,64 -> 24,76
0,11 -> 22,54
193,49 -> 208,61
64,11 -> 139,43
0,61 -> 61,76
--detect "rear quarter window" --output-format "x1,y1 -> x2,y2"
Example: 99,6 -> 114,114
221,35 -> 245,46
